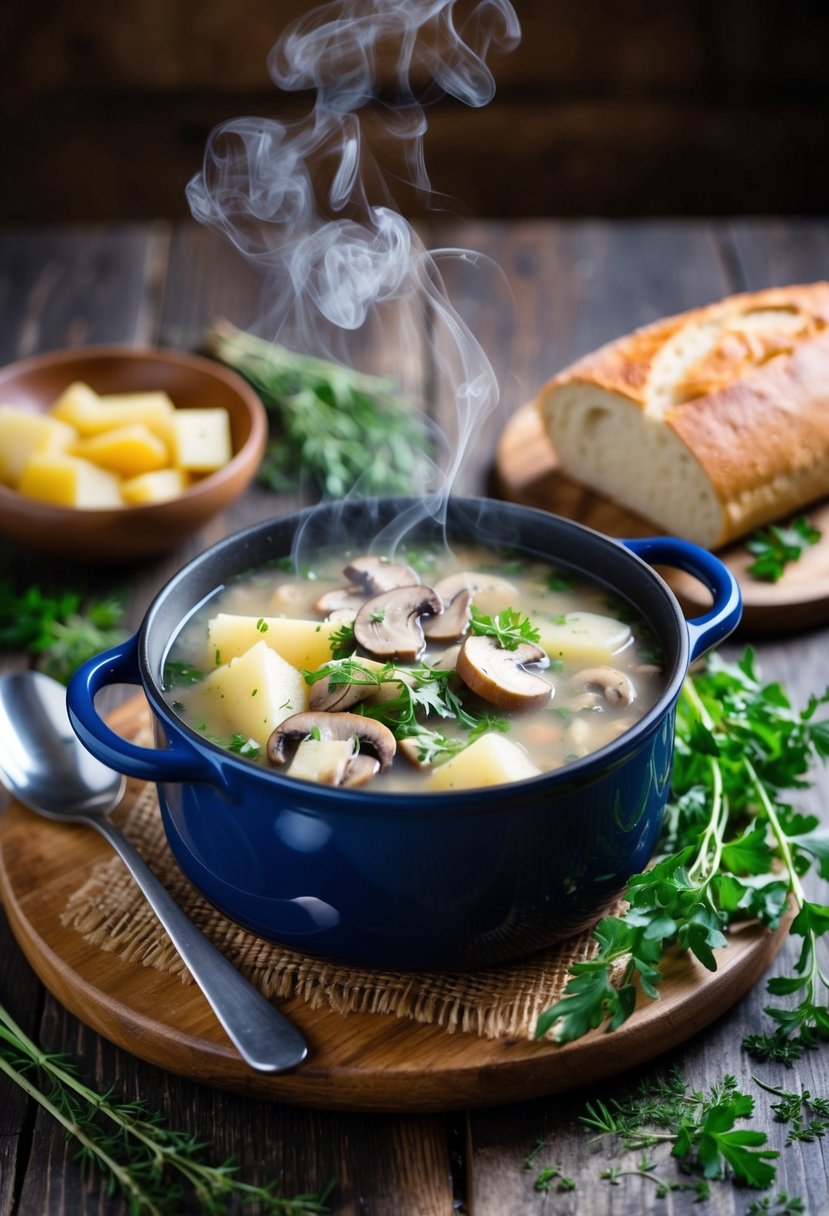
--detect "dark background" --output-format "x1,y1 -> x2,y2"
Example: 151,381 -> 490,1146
3,0 -> 829,223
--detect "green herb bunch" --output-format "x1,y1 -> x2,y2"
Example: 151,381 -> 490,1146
206,319 -> 434,499
0,999 -> 332,1215
0,580 -> 125,684
535,649 -> 829,1053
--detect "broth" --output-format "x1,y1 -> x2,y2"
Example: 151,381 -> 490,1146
163,543 -> 666,793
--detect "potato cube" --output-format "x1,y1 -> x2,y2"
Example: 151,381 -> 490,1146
17,453 -> 123,508
427,733 -> 540,792
49,382 -> 102,431
170,408 -> 232,472
52,383 -> 176,442
197,641 -> 308,743
121,468 -> 190,505
71,423 -> 169,477
207,614 -> 342,672
288,738 -> 356,785
0,406 -> 76,486
535,612 -> 631,666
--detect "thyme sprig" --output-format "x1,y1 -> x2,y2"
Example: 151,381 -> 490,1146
205,319 -> 433,499
0,1000 -> 332,1214
581,1068 -> 778,1189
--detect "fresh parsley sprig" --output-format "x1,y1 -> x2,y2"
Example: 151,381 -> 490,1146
304,657 -> 509,757
0,1000 -> 333,1215
746,516 -> 821,582
535,649 -> 829,1048
0,580 -> 126,685
468,606 -> 540,650
205,319 -> 434,499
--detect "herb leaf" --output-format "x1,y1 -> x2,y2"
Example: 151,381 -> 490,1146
0,580 -> 126,685
468,606 -> 541,650
746,516 -> 821,582
535,649 -> 829,1051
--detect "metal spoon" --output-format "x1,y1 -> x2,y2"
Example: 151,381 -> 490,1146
0,670 -> 307,1074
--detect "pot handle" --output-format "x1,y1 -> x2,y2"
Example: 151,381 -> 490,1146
67,633 -> 225,786
621,537 -> 742,662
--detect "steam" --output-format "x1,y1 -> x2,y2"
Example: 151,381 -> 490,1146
187,0 -> 520,530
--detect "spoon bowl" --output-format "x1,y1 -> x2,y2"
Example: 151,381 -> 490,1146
0,670 -> 307,1074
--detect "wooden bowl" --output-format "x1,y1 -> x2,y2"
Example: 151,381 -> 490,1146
0,346 -> 268,562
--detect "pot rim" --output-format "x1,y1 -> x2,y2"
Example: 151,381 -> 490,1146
137,495 -> 693,807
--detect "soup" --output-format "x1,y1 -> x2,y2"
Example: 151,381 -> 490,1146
163,543 -> 665,792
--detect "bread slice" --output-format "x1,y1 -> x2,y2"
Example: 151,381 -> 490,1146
535,283 -> 829,548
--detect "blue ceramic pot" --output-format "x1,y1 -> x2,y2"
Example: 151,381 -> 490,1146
67,497 -> 741,970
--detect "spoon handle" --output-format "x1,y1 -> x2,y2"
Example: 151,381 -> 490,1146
91,816 -> 308,1073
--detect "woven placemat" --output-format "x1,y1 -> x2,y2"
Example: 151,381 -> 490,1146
62,713 -> 618,1041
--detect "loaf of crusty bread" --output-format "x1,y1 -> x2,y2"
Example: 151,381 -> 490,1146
535,283 -> 829,548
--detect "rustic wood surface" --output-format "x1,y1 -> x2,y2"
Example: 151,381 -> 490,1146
1,219 -> 829,1214
0,693 -> 792,1114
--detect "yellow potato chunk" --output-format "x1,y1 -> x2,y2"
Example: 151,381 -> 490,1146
207,614 -> 342,672
170,409 -> 232,472
197,641 -> 308,744
0,407 -> 76,486
17,453 -> 123,508
535,612 -> 632,666
120,468 -> 190,505
52,383 -> 176,441
71,423 -> 169,477
427,733 -> 540,792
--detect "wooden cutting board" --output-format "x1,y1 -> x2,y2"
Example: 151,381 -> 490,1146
495,403 -> 829,635
0,697 -> 790,1113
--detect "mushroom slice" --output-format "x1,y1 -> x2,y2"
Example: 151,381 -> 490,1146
342,754 -> 381,787
314,586 -> 366,615
268,711 -> 396,773
324,606 -> 358,624
570,666 -> 636,707
353,585 -> 442,662
457,635 -> 552,712
309,659 -> 386,712
343,555 -> 421,594
422,574 -> 474,642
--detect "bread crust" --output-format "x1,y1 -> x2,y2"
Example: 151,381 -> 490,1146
537,283 -> 829,548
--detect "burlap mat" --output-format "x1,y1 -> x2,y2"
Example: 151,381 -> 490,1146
62,716 -> 618,1041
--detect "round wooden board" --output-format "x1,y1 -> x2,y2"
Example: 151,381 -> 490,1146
0,697 -> 790,1113
495,403 -> 829,635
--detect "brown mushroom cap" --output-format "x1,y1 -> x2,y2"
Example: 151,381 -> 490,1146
422,573 -> 474,642
309,659 -> 385,712
314,586 -> 366,615
268,711 -> 397,771
353,585 -> 442,662
343,555 -> 421,594
570,666 -> 636,707
456,635 -> 552,712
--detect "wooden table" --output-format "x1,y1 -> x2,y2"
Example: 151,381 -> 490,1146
1,219 -> 829,1215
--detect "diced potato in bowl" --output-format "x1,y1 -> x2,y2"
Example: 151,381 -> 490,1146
0,345 -> 267,560
1,382 -> 233,508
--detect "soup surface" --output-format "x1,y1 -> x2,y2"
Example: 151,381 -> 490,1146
163,543 -> 665,793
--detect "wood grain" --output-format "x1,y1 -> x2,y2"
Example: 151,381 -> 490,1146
0,700 -> 791,1115
3,218 -> 829,1215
